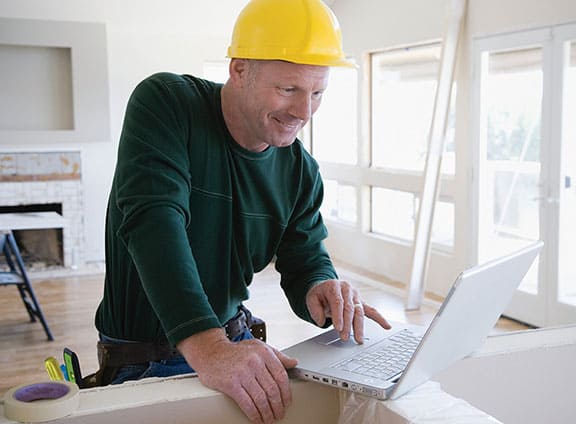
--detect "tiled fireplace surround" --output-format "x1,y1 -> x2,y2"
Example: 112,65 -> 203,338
0,151 -> 84,271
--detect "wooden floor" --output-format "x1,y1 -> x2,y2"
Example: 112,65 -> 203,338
0,264 -> 528,396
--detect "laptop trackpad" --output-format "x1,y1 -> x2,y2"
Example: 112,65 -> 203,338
315,331 -> 367,347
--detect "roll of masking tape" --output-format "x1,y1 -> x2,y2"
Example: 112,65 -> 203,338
3,381 -> 80,423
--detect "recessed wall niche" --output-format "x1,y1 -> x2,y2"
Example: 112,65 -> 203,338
0,18 -> 110,144
0,44 -> 74,131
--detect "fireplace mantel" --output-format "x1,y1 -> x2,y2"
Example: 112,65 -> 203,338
0,212 -> 66,232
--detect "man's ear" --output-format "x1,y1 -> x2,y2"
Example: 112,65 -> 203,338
228,58 -> 250,86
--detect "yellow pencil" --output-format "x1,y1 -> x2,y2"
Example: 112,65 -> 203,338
44,357 -> 65,381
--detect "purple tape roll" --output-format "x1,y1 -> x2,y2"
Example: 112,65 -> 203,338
13,382 -> 71,402
3,381 -> 80,423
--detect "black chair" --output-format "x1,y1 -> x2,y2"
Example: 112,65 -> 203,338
0,231 -> 54,341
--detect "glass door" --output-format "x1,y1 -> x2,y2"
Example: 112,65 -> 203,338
474,25 -> 576,327
553,32 -> 576,324
476,39 -> 545,325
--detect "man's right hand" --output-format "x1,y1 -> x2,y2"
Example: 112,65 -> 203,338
177,328 -> 298,424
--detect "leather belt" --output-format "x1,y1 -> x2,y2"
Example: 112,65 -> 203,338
98,306 -> 263,368
97,340 -> 180,368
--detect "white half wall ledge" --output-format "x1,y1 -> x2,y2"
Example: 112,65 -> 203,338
0,374 -> 500,424
4,326 -> 573,423
436,325 -> 576,424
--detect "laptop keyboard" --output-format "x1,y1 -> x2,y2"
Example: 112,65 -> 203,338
332,329 -> 422,381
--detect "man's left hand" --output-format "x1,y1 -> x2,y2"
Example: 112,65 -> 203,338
305,279 -> 391,343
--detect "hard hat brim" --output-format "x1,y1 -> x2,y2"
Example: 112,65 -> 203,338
227,47 -> 357,68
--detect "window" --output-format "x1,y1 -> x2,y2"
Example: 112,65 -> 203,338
312,67 -> 358,226
321,179 -> 358,226
312,67 -> 358,164
314,41 -> 457,249
371,187 -> 454,248
365,42 -> 456,249
371,43 -> 455,174
371,188 -> 416,240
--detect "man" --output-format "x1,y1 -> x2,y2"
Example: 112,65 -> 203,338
95,0 -> 390,423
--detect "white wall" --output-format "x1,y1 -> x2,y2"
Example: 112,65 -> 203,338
333,0 -> 576,66
3,0 -> 576,282
0,0 -> 248,262
328,0 -> 576,295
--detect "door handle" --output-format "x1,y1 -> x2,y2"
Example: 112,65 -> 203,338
565,176 -> 572,189
532,196 -> 559,204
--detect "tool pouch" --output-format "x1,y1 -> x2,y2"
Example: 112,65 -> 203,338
80,366 -> 119,389
80,344 -> 121,388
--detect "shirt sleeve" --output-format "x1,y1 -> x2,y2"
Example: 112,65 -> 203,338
275,168 -> 338,326
113,73 -> 222,346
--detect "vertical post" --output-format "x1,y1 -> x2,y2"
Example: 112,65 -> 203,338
406,0 -> 468,310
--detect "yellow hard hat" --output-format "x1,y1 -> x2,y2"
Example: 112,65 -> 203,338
227,0 -> 356,68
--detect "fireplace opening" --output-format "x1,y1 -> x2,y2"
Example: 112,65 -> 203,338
0,203 -> 64,270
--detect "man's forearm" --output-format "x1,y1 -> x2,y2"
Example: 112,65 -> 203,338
177,327 -> 231,368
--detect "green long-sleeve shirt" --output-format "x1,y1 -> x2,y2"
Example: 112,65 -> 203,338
95,72 -> 338,346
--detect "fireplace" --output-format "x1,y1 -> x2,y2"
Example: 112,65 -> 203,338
0,203 -> 64,270
0,151 -> 84,272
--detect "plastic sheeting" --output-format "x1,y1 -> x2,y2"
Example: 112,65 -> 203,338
338,381 -> 502,424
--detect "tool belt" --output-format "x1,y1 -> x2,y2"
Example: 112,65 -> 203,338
82,306 -> 266,388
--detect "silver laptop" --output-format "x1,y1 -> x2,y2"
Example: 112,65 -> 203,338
283,241 -> 543,400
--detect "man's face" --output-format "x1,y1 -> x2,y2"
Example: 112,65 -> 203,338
237,60 -> 330,151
